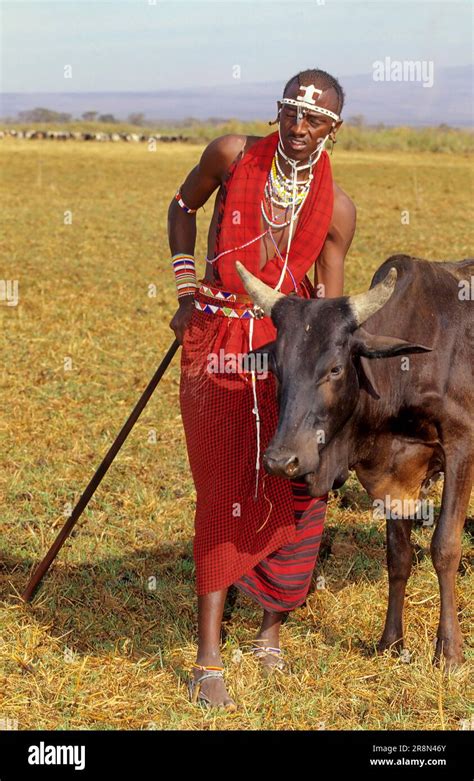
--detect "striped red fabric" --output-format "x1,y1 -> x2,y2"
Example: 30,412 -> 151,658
234,481 -> 328,612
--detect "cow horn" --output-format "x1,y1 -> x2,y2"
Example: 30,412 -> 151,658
349,267 -> 398,326
235,261 -> 285,315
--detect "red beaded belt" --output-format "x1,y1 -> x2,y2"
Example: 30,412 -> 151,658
194,282 -> 262,319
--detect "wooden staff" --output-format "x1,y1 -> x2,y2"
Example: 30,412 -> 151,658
22,339 -> 180,602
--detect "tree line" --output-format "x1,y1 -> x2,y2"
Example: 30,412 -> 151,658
12,108 -> 146,125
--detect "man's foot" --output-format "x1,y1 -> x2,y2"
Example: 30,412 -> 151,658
189,663 -> 237,711
251,638 -> 286,674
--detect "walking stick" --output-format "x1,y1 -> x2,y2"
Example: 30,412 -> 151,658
22,338 -> 180,603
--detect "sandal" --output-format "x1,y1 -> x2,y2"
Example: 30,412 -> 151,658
188,663 -> 237,711
251,641 -> 286,672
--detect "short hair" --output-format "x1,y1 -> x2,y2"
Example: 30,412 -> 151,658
283,69 -> 345,114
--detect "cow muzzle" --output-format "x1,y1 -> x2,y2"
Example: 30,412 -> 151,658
263,449 -> 301,478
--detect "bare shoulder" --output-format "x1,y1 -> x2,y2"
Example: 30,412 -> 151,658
333,181 -> 356,223
205,133 -> 247,158
201,133 -> 264,172
244,134 -> 264,152
199,134 -> 248,181
327,181 -> 356,247
177,133 -> 261,208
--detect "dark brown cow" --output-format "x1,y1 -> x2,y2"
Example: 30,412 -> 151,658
237,255 -> 473,668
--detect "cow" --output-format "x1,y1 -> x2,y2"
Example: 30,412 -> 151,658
236,255 -> 473,669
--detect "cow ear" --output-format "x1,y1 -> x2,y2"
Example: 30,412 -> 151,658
353,328 -> 432,359
354,354 -> 381,399
247,340 -> 276,358
246,341 -> 277,373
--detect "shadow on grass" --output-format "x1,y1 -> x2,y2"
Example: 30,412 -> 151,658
0,534 -> 381,641
1,544 -> 197,659
0,514 -> 470,664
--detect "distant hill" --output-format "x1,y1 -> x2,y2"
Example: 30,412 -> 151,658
1,65 -> 472,127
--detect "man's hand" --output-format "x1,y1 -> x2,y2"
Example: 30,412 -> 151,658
169,296 -> 195,344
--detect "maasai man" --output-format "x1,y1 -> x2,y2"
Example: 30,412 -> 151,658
168,69 -> 356,710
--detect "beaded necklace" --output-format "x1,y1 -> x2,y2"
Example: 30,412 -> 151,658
207,131 -> 329,288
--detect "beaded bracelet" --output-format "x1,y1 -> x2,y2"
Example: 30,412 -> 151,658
172,253 -> 198,299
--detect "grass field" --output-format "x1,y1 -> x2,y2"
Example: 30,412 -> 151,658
0,137 -> 472,730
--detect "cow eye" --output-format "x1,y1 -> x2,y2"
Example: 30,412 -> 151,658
330,365 -> 343,377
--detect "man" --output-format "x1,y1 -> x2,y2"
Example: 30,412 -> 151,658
168,69 -> 356,710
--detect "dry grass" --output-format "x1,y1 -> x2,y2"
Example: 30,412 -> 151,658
0,138 -> 472,730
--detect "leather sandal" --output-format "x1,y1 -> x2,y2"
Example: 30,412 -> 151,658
188,663 -> 237,711
251,641 -> 286,672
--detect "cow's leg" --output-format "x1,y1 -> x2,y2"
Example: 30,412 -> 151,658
377,517 -> 413,654
430,450 -> 472,668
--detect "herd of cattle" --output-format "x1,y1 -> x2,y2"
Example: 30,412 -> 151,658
0,128 -> 188,143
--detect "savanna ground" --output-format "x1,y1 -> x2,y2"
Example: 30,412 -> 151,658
0,132 -> 473,731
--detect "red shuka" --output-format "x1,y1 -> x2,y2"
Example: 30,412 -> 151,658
215,131 -> 334,298
180,132 -> 334,596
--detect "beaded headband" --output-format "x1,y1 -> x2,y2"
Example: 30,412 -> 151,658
281,83 -> 340,123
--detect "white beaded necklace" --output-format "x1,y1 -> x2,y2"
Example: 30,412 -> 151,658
266,127 -> 329,291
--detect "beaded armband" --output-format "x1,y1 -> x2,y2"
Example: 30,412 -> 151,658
172,253 -> 198,299
175,188 -> 197,214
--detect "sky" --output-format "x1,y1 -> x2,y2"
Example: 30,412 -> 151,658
1,0 -> 472,93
